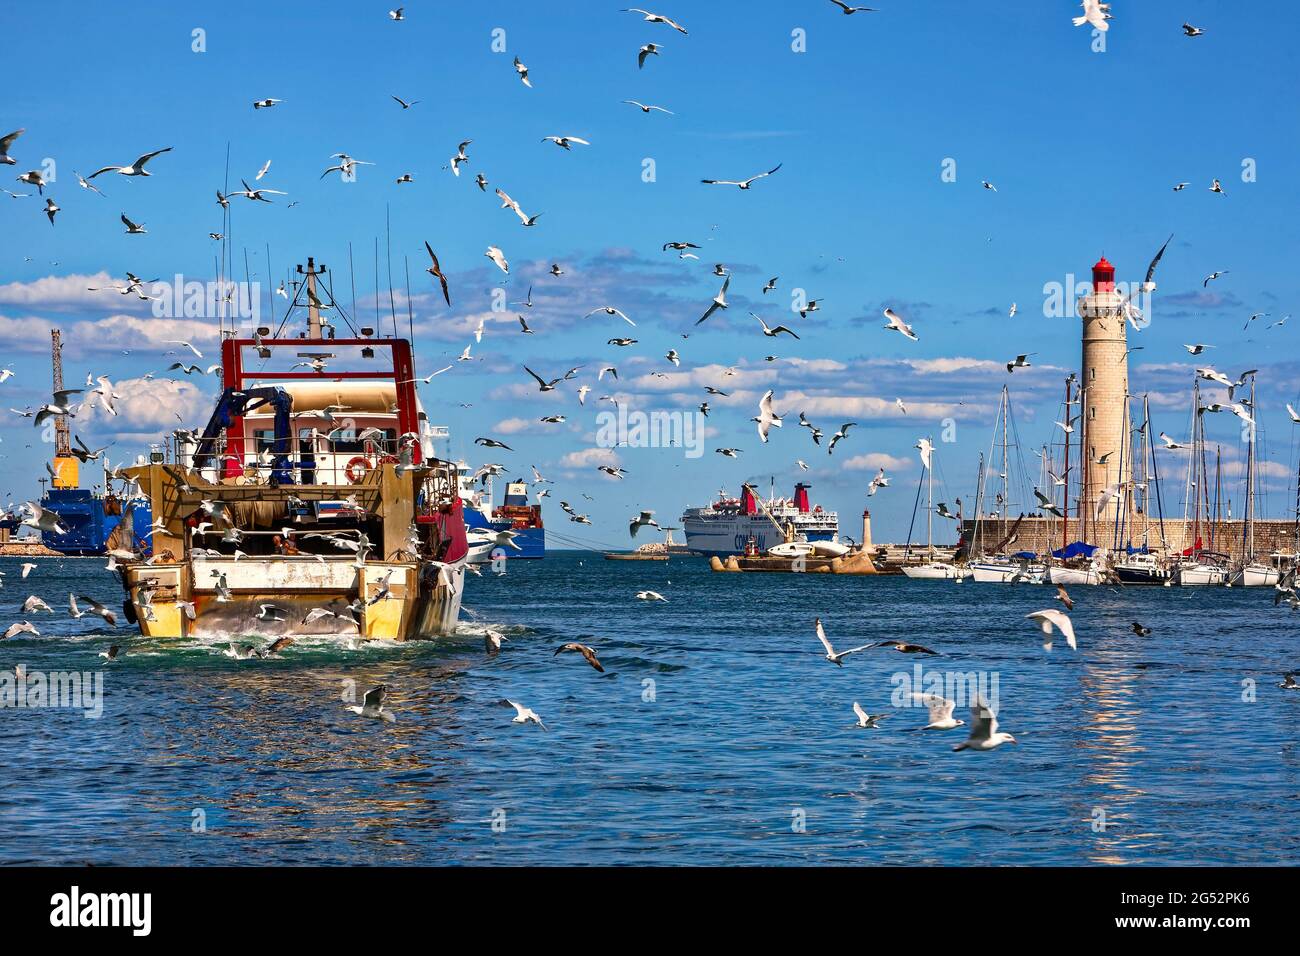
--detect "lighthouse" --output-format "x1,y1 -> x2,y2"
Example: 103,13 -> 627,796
1078,256 -> 1134,533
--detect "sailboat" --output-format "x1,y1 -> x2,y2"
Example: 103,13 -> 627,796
1175,378 -> 1229,586
1112,392 -> 1174,584
1044,375 -> 1104,585
968,387 -> 1046,583
1229,374 -> 1280,586
901,436 -> 970,580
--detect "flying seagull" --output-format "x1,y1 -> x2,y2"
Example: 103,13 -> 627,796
88,147 -> 173,179
701,164 -> 782,190
814,617 -> 873,666
953,697 -> 1017,751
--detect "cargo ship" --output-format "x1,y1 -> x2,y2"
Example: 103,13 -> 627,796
460,471 -> 544,562
681,482 -> 841,557
35,329 -> 154,556
114,256 -> 468,641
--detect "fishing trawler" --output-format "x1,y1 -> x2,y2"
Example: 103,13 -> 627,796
681,482 -> 841,557
114,257 -> 468,641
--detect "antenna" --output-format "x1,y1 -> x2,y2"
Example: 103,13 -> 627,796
386,204 -> 398,337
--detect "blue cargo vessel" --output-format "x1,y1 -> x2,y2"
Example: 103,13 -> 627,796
461,476 -> 544,560
39,487 -> 153,556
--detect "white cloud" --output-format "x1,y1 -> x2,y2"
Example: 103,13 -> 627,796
841,452 -> 912,472
0,272 -> 120,311
0,311 -> 220,355
493,416 -> 539,435
559,446 -> 620,469
75,376 -> 213,436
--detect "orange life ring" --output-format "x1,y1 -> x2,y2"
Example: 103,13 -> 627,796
345,456 -> 372,483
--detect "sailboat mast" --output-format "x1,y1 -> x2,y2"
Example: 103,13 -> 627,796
1062,376 -> 1071,549
927,439 -> 934,560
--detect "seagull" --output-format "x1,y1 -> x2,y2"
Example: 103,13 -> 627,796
1172,182 -> 1190,191
598,465 -> 628,479
762,277 -> 778,294
1209,179 -> 1226,195
120,213 -> 147,234
1203,270 -> 1229,286
911,693 -> 964,730
814,617 -> 874,666
752,312 -> 799,338
19,563 -> 36,579
421,241 -> 451,307
1072,0 -> 1110,31
21,501 -> 67,534
523,366 -> 563,392
484,629 -> 507,655
3,621 -> 38,640
636,590 -> 667,602
1279,674 -> 1299,691
388,6 -> 404,20
255,159 -> 271,180
44,197 -> 58,225
1183,343 -> 1212,355
666,348 -> 680,366
867,640 -> 939,655
1006,353 -> 1033,373
981,180 -> 998,192
542,135 -> 590,150
701,164 -> 782,190
852,702 -> 888,728
99,645 -> 123,661
623,100 -> 673,114
391,94 -> 419,109
829,0 -> 878,13
1054,585 -> 1074,611
506,699 -> 546,729
475,437 -> 513,451
485,246 -> 509,274
1141,233 -> 1173,293
696,275 -> 730,325
868,468 -> 890,495
449,140 -> 472,176
1159,432 -> 1186,449
255,604 -> 287,622
22,595 -> 53,614
630,510 -> 660,537
622,8 -> 688,33
347,684 -> 396,722
755,390 -> 783,442
1286,404 -> 1300,424
555,642 -> 605,673
0,128 -> 22,166
828,422 -> 856,454
716,448 -> 741,458
953,697 -> 1017,751
883,307 -> 918,341
585,305 -> 635,327
1131,621 -> 1152,637
513,55 -> 532,87
1027,609 -> 1076,651
88,147 -> 173,179
1182,22 -> 1205,37
252,98 -> 282,109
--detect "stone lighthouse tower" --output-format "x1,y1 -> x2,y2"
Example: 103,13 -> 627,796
1078,256 -> 1134,536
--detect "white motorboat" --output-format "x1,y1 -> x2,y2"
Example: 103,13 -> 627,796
1046,562 -> 1103,586
1229,563 -> 1280,587
902,561 -> 972,580
970,557 -> 1046,584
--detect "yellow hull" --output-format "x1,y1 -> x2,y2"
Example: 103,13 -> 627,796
122,556 -> 463,641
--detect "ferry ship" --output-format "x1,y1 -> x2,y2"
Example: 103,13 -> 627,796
681,482 -> 839,557
113,257 -> 468,641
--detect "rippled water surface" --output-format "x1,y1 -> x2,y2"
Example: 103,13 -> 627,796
1,551 -> 1297,865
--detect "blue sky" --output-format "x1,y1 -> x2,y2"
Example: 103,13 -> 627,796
2,0 -> 1298,544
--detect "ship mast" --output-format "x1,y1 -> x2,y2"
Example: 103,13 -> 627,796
298,256 -> 327,339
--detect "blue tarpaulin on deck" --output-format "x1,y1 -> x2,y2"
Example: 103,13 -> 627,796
1051,541 -> 1098,559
